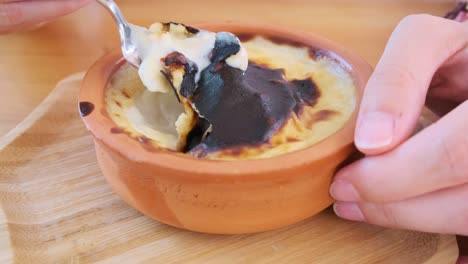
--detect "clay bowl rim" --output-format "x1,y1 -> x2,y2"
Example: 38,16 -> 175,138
79,21 -> 372,180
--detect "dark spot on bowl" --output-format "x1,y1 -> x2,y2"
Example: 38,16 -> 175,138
79,102 -> 94,117
115,100 -> 122,108
110,127 -> 124,134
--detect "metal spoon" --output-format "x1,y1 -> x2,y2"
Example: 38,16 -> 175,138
96,0 -> 141,67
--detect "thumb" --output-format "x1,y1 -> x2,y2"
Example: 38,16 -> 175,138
355,14 -> 467,155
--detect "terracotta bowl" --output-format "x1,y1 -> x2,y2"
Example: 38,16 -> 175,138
79,22 -> 372,234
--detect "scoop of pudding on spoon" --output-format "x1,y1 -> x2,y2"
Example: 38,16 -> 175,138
96,0 -> 142,68
96,0 -> 247,89
96,0 -> 252,152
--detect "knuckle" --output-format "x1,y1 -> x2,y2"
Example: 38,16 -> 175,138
398,14 -> 437,30
438,135 -> 468,184
379,205 -> 401,228
362,203 -> 402,228
353,160 -> 381,200
0,3 -> 24,28
370,63 -> 420,91
397,14 -> 466,52
351,159 -> 399,203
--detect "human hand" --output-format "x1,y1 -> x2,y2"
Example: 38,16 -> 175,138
0,0 -> 92,34
330,14 -> 468,236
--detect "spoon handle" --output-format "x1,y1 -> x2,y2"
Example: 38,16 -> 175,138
96,0 -> 130,31
96,0 -> 141,67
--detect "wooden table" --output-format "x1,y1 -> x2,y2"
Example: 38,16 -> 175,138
0,0 -> 465,260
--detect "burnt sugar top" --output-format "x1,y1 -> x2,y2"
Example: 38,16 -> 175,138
105,25 -> 357,160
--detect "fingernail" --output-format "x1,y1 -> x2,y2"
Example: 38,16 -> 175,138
330,180 -> 360,202
356,111 -> 394,150
333,202 -> 365,222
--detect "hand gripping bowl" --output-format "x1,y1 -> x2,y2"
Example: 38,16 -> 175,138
79,22 -> 372,234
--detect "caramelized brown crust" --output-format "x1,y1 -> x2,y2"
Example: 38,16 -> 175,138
188,62 -> 319,157
157,33 -> 327,157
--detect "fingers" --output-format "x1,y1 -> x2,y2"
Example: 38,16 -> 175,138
355,14 -> 468,155
334,182 -> 468,236
427,47 -> 468,116
331,101 -> 468,203
0,0 -> 92,33
457,256 -> 468,264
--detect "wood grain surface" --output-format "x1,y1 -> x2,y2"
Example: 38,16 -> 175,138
0,0 -> 464,262
0,0 -> 454,137
0,74 -> 459,263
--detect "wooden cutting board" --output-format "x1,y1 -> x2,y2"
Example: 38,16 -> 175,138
0,74 -> 458,263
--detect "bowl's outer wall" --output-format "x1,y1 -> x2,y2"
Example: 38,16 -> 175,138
80,22 -> 373,234
95,140 -> 351,234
